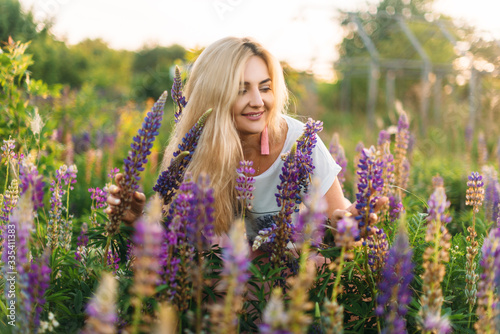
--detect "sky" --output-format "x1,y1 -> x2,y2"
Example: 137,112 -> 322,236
18,0 -> 500,81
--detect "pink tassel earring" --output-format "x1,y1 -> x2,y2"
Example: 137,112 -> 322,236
261,125 -> 269,155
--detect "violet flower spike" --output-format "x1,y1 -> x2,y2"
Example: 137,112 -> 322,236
27,250 -> 51,328
236,160 -> 256,214
108,91 -> 168,235
19,163 -> 44,210
81,273 -> 118,334
418,184 -> 452,333
153,108 -> 212,206
132,197 -> 164,298
355,146 -> 384,240
482,167 -> 499,223
475,228 -> 500,333
376,226 -> 414,334
171,65 -> 187,123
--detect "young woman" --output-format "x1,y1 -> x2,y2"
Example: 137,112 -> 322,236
105,36 -> 377,242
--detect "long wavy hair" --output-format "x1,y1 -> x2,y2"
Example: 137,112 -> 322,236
160,36 -> 289,234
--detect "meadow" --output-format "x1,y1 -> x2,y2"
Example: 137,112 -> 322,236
1,36 -> 500,334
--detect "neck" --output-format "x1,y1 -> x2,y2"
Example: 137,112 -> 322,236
239,133 -> 262,158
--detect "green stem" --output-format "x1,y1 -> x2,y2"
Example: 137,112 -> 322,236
103,236 -> 111,266
331,247 -> 345,302
130,297 -> 143,334
3,157 -> 9,195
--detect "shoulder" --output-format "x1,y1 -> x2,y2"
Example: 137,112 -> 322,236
282,115 -> 306,137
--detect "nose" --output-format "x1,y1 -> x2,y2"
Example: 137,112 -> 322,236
249,88 -> 264,108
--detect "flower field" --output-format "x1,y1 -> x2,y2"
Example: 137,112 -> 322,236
2,38 -> 500,334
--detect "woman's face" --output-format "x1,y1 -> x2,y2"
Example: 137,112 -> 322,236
232,55 -> 275,137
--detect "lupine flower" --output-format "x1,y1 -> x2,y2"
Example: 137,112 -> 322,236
19,163 -> 44,210
3,187 -> 34,330
387,194 -> 404,223
478,131 -> 488,166
47,164 -> 78,251
367,228 -> 388,275
285,260 -> 316,332
466,171 -> 485,214
161,173 -> 215,310
293,178 -> 327,248
395,111 -> 410,195
108,91 -> 168,235
482,166 -> 499,223
475,228 -> 500,333
376,225 -> 414,334
131,196 -> 164,299
254,119 -> 323,269
81,273 -> 118,334
236,160 -> 255,213
335,216 -> 359,250
171,65 -> 187,123
355,146 -> 384,240
465,171 -> 484,308
89,187 -> 107,210
75,222 -> 88,262
28,250 -> 51,328
153,108 -> 212,206
1,136 -> 16,165
497,136 -> 500,169
329,133 -> 348,191
377,130 -> 395,198
323,299 -> 344,334
418,184 -> 452,333
259,289 -> 291,333
210,219 -> 250,334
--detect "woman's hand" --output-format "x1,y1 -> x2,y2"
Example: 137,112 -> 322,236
329,196 -> 389,230
104,173 -> 146,225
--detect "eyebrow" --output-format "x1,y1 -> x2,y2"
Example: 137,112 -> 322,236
243,78 -> 272,85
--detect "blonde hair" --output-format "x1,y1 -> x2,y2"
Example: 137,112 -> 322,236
160,37 -> 289,234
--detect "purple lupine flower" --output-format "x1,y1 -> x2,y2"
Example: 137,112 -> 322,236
377,131 -> 395,198
236,160 -> 255,211
367,228 -> 388,274
254,120 -> 322,272
483,168 -> 500,223
376,227 -> 414,334
19,163 -> 45,210
160,173 -> 215,307
293,180 -> 327,248
419,184 -> 452,332
107,167 -> 120,180
466,171 -> 485,213
395,111 -> 410,193
387,194 -> 404,223
172,65 -> 187,123
132,198 -> 164,298
377,129 -> 391,147
259,289 -> 292,333
108,91 -> 168,235
210,219 -> 251,333
89,187 -> 107,210
27,250 -> 51,328
329,133 -> 348,192
75,222 -> 89,262
335,216 -> 359,249
355,146 -> 384,240
475,227 -> 500,333
3,189 -> 34,330
82,273 -> 117,334
153,108 -> 212,205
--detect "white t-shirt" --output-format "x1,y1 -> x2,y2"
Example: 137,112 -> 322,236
244,115 -> 342,241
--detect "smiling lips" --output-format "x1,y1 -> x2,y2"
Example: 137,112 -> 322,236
243,111 -> 265,120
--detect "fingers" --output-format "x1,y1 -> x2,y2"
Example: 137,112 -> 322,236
134,191 -> 146,203
374,196 -> 389,212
